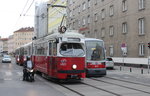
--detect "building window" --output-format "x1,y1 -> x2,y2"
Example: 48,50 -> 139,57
73,22 -> 75,30
122,0 -> 127,12
122,22 -> 127,33
82,2 -> 86,11
101,9 -> 105,19
95,0 -> 98,5
69,0 -> 73,5
109,26 -> 114,36
139,0 -> 145,10
109,5 -> 114,16
139,43 -> 145,56
138,18 -> 145,35
87,15 -> 90,24
78,5 -> 81,13
94,13 -> 98,21
69,23 -> 72,29
78,20 -> 81,28
73,8 -> 75,16
88,0 -> 91,8
101,28 -> 105,37
94,30 -> 97,38
82,17 -> 86,26
69,11 -> 72,18
109,45 -> 114,56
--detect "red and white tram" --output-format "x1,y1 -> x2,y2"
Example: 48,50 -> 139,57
85,38 -> 106,76
32,30 -> 86,80
15,46 -> 25,66
15,42 -> 33,66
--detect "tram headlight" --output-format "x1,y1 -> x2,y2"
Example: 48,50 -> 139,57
72,64 -> 77,70
17,58 -> 20,61
24,58 -> 26,61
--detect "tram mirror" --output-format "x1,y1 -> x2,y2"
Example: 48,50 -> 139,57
59,26 -> 67,33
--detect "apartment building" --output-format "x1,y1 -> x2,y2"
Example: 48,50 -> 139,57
13,27 -> 34,50
0,38 -> 8,54
0,39 -> 3,54
67,0 -> 150,58
8,35 -> 14,54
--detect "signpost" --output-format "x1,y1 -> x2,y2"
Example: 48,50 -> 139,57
121,43 -> 127,69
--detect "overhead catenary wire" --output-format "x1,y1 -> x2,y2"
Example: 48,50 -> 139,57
20,0 -> 30,16
13,0 -> 36,31
14,0 -> 31,27
23,0 -> 35,16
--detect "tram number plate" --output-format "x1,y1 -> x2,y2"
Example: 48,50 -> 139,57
71,75 -> 78,78
95,70 -> 100,72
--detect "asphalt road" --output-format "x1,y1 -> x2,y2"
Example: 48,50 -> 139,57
1,57 -> 150,96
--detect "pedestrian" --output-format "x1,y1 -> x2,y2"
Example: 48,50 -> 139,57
23,60 -> 28,81
23,56 -> 34,81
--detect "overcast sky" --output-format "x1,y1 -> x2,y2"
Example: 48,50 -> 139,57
0,0 -> 48,38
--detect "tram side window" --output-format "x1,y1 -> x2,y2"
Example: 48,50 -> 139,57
44,43 -> 48,55
36,43 -> 47,55
53,42 -> 57,56
24,50 -> 27,55
49,43 -> 52,55
20,48 -> 24,56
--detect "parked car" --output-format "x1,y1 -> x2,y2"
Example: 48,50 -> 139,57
2,55 -> 11,63
106,57 -> 114,69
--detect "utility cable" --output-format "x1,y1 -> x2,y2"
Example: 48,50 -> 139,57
20,0 -> 30,16
23,0 -> 35,16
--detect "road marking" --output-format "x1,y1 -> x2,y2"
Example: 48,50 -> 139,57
4,78 -> 12,80
5,72 -> 12,76
17,72 -> 22,76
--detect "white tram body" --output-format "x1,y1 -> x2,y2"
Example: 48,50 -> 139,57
85,38 -> 106,76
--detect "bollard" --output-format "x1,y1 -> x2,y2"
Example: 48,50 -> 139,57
120,65 -> 122,71
140,64 -> 143,74
141,68 -> 143,74
130,67 -> 132,72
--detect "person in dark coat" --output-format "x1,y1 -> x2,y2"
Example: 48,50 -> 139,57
23,56 -> 34,81
23,61 -> 28,81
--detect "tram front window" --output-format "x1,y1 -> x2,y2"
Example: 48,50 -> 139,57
60,43 -> 84,56
86,41 -> 105,61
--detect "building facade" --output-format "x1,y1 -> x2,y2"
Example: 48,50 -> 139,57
67,0 -> 150,58
0,38 -> 8,54
0,39 -> 3,54
8,35 -> 14,54
13,27 -> 34,50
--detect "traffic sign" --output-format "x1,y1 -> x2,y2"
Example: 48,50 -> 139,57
121,43 -> 127,51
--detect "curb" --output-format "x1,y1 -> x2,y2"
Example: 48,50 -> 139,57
114,63 -> 148,68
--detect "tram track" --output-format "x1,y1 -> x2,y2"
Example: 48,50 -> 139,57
58,83 -> 85,96
37,73 -> 122,96
36,73 -> 150,96
90,77 -> 150,95
105,76 -> 150,87
58,81 -> 121,96
80,82 -> 121,96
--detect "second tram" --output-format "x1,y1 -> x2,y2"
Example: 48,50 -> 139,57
15,42 -> 32,66
85,38 -> 106,76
